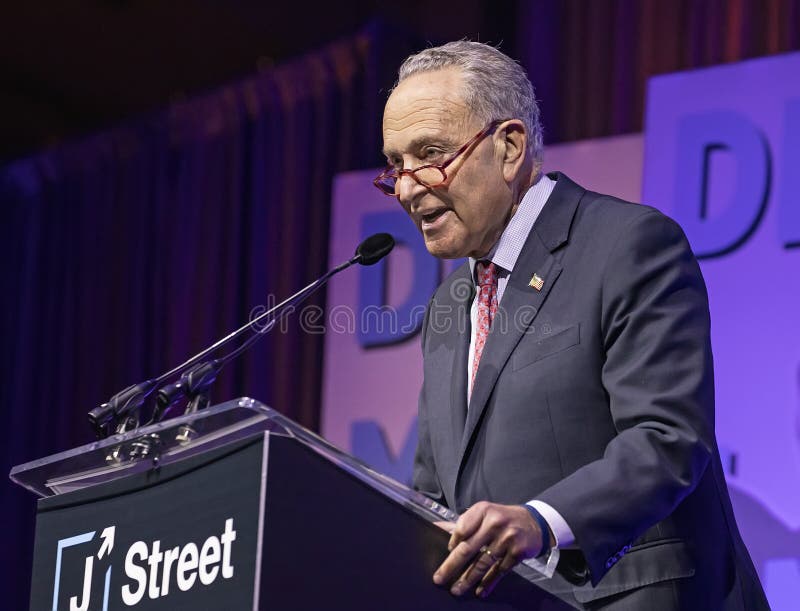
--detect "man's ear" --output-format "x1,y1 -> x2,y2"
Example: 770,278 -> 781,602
499,120 -> 528,182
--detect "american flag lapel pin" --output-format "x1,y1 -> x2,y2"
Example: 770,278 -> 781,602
529,273 -> 544,291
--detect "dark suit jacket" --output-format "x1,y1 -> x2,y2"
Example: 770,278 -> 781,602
413,173 -> 768,609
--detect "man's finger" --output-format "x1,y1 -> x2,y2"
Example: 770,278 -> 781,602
435,507 -> 501,585
447,502 -> 489,550
450,546 -> 501,596
434,520 -> 456,533
434,539 -> 481,585
475,552 -> 517,598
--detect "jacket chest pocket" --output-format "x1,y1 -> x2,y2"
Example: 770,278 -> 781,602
512,324 -> 581,371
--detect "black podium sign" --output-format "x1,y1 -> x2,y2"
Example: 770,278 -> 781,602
30,436 -> 265,611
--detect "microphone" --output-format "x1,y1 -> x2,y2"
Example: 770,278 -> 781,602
150,359 -> 223,425
89,233 -> 395,437
355,232 -> 394,266
89,380 -> 159,437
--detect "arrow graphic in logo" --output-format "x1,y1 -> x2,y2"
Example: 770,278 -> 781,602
97,526 -> 115,560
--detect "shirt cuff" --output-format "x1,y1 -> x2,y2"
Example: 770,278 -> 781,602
527,500 -> 575,548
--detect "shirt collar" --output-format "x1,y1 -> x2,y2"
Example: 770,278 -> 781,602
468,173 -> 557,279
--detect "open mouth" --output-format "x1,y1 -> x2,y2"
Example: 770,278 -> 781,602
421,208 -> 449,224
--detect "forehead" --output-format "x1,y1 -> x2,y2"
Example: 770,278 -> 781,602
382,68 -> 476,154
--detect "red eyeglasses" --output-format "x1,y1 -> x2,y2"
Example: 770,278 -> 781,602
373,119 -> 508,196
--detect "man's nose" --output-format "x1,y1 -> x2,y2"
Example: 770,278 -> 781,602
396,171 -> 426,206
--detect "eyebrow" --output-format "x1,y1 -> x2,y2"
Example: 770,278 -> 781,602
382,135 -> 455,160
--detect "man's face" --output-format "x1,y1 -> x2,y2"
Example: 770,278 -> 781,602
382,68 -> 515,259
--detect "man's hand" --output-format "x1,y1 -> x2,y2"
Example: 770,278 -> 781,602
433,502 -> 545,598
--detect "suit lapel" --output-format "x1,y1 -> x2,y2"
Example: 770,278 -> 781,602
456,173 -> 585,477
459,234 -> 562,455
449,272 -> 471,452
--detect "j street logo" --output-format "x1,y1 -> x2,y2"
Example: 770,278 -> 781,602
52,519 -> 237,610
53,526 -> 115,611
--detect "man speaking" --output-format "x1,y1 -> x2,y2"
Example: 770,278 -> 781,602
374,41 -> 768,609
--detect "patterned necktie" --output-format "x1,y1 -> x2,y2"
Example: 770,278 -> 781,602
471,260 -> 499,394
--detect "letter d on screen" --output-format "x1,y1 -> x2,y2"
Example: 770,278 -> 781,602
674,110 -> 770,258
358,211 -> 438,347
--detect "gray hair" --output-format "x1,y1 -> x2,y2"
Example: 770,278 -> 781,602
397,40 -> 543,163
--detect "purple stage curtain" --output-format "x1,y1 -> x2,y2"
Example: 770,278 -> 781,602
0,22 -> 420,607
520,0 -> 800,144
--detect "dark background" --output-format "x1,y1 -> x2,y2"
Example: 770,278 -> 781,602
2,1 -> 799,607
5,0 -> 799,164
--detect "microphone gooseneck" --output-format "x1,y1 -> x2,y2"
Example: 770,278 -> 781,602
88,233 -> 395,437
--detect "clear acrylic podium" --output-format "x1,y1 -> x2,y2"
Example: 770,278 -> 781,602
11,398 -> 576,610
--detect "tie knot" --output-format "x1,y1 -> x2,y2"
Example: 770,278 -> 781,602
476,260 -> 497,288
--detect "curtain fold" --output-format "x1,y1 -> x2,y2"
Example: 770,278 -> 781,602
520,0 -> 800,145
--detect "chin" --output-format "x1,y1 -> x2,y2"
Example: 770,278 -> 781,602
424,241 -> 466,260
